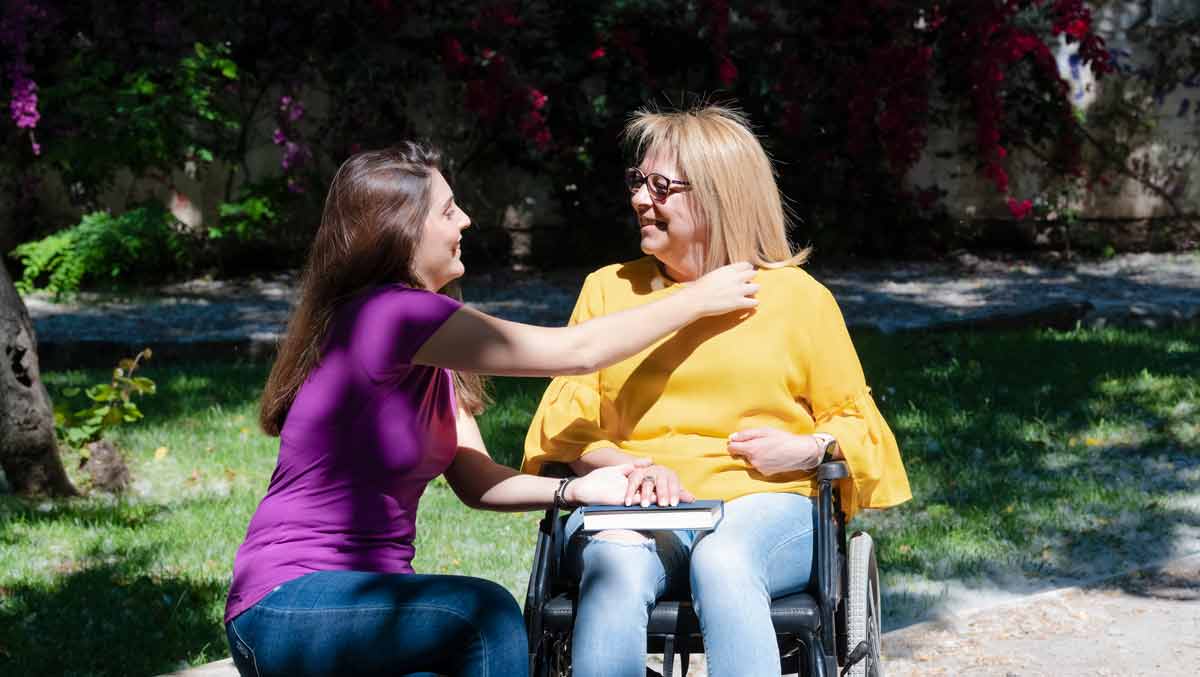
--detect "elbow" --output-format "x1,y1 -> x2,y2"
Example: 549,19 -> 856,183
456,489 -> 486,510
555,326 -> 603,375
563,344 -> 602,375
569,356 -> 602,375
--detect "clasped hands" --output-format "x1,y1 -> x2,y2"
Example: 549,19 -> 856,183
571,428 -> 828,508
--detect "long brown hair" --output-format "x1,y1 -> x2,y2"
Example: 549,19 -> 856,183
260,142 -> 489,436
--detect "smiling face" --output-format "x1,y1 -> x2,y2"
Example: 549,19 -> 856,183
412,169 -> 470,291
631,147 -> 708,282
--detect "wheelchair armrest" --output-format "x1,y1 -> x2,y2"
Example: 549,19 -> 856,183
538,461 -> 575,479
817,459 -> 848,481
526,460 -> 577,635
814,459 -> 847,663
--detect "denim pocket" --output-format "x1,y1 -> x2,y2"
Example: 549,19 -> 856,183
226,617 -> 260,677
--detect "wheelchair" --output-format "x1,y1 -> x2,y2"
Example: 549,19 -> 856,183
524,461 -> 882,677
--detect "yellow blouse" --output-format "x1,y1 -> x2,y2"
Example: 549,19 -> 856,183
521,257 -> 911,518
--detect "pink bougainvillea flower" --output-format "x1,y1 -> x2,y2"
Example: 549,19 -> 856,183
441,36 -> 468,71
718,57 -> 738,86
983,163 -> 1010,193
1065,19 -> 1089,40
9,76 -> 40,129
286,100 -> 305,123
528,88 -> 547,111
1011,33 -> 1040,58
1007,197 -> 1034,220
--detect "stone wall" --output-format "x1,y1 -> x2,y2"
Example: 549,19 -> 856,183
909,0 -> 1200,249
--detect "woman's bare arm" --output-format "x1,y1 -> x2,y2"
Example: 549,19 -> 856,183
413,262 -> 757,377
443,409 -> 640,511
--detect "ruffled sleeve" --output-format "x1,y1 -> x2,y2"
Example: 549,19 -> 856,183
521,273 -> 617,475
805,286 -> 911,519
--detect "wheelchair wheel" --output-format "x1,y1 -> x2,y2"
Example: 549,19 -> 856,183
844,531 -> 883,677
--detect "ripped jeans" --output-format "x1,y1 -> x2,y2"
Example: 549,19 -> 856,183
564,492 -> 817,677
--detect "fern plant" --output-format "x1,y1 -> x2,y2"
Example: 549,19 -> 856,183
11,203 -> 187,296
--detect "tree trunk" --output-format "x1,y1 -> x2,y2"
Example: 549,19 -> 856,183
0,259 -> 77,496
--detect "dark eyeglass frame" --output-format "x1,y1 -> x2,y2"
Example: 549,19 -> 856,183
625,167 -> 691,201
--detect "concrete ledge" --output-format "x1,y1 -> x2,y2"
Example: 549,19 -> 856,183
157,657 -> 237,677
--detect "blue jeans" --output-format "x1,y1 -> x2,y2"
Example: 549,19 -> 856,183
566,492 -> 817,677
225,570 -> 527,677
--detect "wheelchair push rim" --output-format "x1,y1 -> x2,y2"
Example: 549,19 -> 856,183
844,531 -> 883,677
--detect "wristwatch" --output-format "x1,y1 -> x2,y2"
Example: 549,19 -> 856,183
813,433 -> 838,464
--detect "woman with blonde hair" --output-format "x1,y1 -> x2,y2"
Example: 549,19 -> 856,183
522,105 -> 911,676
223,141 -> 761,677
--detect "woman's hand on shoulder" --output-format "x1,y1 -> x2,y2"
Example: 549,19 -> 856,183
727,428 -> 823,475
679,262 -> 759,318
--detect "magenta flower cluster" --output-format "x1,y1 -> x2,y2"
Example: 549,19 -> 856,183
2,0 -> 46,155
10,76 -> 39,129
273,95 -> 311,191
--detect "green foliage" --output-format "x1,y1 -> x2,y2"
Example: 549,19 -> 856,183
11,204 -> 187,295
213,192 -> 277,242
36,42 -> 240,197
54,349 -> 157,452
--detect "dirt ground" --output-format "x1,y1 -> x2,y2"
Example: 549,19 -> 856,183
883,554 -> 1200,676
641,555 -> 1200,677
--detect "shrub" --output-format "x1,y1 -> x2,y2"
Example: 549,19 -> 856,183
11,204 -> 187,295
53,349 -> 157,452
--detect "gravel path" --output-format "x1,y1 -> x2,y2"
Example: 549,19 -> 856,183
22,252 -> 1200,368
883,553 -> 1200,677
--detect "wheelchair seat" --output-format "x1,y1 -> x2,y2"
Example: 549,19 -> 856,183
542,591 -> 822,636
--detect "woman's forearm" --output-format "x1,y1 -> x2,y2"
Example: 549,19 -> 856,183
414,288 -> 700,377
413,262 -> 757,377
444,446 -> 565,511
475,472 -> 567,512
558,292 -> 698,373
568,447 -> 639,474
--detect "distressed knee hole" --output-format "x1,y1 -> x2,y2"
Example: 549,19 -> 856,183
592,529 -> 650,545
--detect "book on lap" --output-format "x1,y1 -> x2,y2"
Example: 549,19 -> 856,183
580,500 -> 724,532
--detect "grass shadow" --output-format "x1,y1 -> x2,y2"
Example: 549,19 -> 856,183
0,542 -> 229,676
852,327 -> 1199,628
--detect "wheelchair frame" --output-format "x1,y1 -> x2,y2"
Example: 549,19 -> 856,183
524,460 -> 878,677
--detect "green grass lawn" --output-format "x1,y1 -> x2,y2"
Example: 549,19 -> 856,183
1,327 -> 1197,675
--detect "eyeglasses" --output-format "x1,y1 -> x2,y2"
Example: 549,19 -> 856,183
624,167 -> 691,201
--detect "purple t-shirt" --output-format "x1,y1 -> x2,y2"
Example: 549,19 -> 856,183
224,285 -> 462,623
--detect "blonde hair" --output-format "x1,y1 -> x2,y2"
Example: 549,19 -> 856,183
624,104 -> 810,273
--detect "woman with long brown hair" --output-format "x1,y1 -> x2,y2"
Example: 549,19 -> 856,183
223,141 -> 759,677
